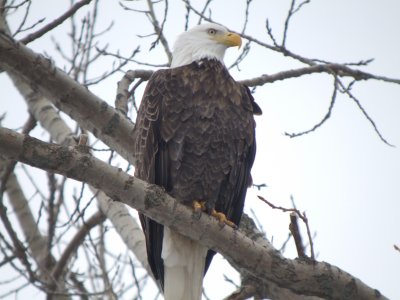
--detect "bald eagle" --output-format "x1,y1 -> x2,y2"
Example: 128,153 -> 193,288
134,23 -> 261,300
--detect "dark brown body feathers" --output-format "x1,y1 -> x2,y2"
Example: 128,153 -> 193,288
134,59 -> 260,289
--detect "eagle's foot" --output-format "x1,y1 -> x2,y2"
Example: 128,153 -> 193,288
192,200 -> 206,220
192,200 -> 206,212
211,209 -> 237,229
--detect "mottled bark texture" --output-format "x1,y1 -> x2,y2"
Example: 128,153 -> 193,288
0,127 -> 386,300
0,32 -> 136,164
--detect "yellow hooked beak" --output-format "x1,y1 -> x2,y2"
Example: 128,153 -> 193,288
217,32 -> 242,48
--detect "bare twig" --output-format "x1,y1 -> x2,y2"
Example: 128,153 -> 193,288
302,211 -> 315,260
10,0 -> 32,37
242,64 -> 396,146
96,47 -> 159,65
239,64 -> 400,87
278,233 -> 292,254
265,19 -> 279,47
19,0 -> 93,44
0,190 -> 37,283
225,285 -> 257,300
252,183 -> 267,190
257,195 -> 315,260
338,80 -> 394,147
289,212 -> 306,258
196,0 -> 213,25
293,0 -> 312,14
52,210 -> 106,281
2,0 -> 30,11
285,76 -> 338,138
228,40 -> 251,70
282,0 -> 296,47
282,0 -> 311,47
241,0 -> 253,34
46,171 -> 57,270
145,0 -> 172,62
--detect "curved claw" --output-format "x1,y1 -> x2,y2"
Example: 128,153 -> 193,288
211,209 -> 237,229
192,200 -> 206,220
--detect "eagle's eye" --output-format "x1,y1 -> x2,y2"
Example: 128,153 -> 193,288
208,28 -> 217,35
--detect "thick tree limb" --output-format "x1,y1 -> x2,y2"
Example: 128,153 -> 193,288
0,127 -> 387,300
0,32 -> 137,165
4,74 -> 153,277
226,214 -> 323,300
1,165 -> 48,269
0,11 -> 154,282
2,12 -> 151,284
7,78 -> 153,278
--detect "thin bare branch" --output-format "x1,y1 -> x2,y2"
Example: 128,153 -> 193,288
265,19 -> 279,47
19,0 -> 93,44
282,0 -> 296,47
338,80 -> 395,147
10,0 -> 31,37
285,76 -> 338,138
282,0 -> 311,47
52,211 -> 106,281
257,195 -> 315,260
228,40 -> 251,70
145,0 -> 172,63
2,0 -> 30,11
241,0 -> 253,34
196,0 -> 213,25
0,186 -> 37,283
182,0 -> 218,26
240,63 -> 400,87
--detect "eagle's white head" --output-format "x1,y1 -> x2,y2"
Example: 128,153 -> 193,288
171,23 -> 242,68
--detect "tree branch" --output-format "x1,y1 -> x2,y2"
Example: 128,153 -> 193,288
289,212 -> 306,258
4,58 -> 153,287
0,31 -> 137,164
115,69 -> 154,115
145,0 -> 172,63
52,211 -> 106,281
19,0 -> 93,45
0,127 -> 387,300
225,214 -> 323,300
239,64 -> 400,87
0,13 -> 154,284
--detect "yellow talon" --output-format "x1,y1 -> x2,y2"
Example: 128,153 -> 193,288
211,209 -> 236,228
192,202 -> 237,228
192,200 -> 206,213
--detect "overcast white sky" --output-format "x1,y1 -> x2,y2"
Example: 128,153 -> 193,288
1,0 -> 400,299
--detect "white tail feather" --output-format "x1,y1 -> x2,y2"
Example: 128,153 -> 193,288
162,227 -> 208,300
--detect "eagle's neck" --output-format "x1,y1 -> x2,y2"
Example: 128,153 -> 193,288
171,38 -> 227,68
